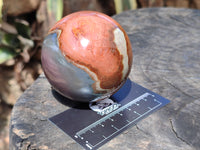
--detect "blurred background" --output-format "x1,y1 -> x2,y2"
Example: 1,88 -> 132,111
0,0 -> 200,149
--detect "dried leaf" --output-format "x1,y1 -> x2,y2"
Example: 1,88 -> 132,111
0,22 -> 18,34
17,35 -> 34,49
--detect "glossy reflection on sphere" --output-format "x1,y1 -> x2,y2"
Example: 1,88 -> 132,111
41,11 -> 133,102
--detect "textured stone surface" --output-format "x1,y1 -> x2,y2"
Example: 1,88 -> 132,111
10,8 -> 200,150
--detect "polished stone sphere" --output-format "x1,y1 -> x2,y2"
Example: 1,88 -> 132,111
41,11 -> 133,102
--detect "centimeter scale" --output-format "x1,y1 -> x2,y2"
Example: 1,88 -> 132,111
50,79 -> 170,150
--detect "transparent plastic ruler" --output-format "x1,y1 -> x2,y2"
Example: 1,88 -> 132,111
49,79 -> 170,150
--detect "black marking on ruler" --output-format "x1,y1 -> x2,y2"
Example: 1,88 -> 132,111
49,79 -> 170,150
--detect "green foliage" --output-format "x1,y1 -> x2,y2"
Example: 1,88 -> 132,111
0,32 -> 20,48
0,46 -> 17,64
0,20 -> 33,64
0,31 -> 20,64
114,0 -> 137,14
47,0 -> 63,21
0,0 -> 2,22
0,0 -> 63,64
15,20 -> 31,39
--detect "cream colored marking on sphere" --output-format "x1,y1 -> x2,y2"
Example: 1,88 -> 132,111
73,61 -> 106,92
71,60 -> 125,101
113,28 -> 129,79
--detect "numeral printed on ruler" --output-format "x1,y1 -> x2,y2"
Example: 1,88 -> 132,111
74,92 -> 162,149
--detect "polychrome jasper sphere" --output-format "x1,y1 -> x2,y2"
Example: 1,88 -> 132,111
41,11 -> 133,102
